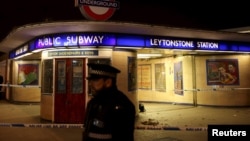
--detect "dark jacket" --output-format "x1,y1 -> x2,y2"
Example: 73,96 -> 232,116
0,75 -> 3,91
83,86 -> 135,141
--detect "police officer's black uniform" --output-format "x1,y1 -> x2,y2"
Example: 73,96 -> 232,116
83,63 -> 136,141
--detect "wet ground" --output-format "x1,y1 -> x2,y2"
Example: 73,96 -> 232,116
1,100 -> 250,141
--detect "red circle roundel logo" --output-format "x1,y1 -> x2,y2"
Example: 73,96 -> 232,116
78,0 -> 119,21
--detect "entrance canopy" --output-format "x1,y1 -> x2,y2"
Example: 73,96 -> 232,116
1,21 -> 250,59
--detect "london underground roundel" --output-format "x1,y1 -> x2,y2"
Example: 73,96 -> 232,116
78,0 -> 119,21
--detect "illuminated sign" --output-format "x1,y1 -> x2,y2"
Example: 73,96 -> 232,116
116,35 -> 145,47
197,41 -> 219,49
145,37 -> 220,50
77,0 -> 119,21
48,50 -> 98,57
146,37 -> 195,49
35,36 -> 53,48
53,34 -> 78,47
9,32 -> 250,59
13,45 -> 29,57
78,33 -> 116,46
34,33 -> 115,48
79,0 -> 119,8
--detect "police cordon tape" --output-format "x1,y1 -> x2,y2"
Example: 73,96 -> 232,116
136,125 -> 207,131
0,84 -> 41,88
0,123 -> 207,131
0,123 -> 84,128
1,83 -> 250,91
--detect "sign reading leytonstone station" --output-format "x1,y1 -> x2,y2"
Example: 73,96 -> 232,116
77,0 -> 120,21
10,32 -> 250,59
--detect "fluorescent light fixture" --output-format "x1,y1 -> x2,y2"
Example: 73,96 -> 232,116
32,49 -> 45,53
137,56 -> 150,59
195,50 -> 218,52
55,46 -> 66,48
116,46 -> 142,49
236,51 -> 250,54
238,30 -> 250,33
137,53 -> 162,58
196,50 -> 237,53
67,46 -> 79,49
79,46 -> 96,48
14,53 -> 33,59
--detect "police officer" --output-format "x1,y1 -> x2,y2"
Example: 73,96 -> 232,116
83,63 -> 136,141
0,75 -> 3,90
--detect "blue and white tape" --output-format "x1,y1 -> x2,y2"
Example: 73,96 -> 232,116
136,125 -> 207,131
0,123 -> 83,128
0,123 -> 207,131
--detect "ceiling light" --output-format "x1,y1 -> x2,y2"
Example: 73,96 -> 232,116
137,53 -> 162,58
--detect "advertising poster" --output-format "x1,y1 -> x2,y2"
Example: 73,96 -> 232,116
138,64 -> 152,89
174,61 -> 183,95
155,63 -> 166,92
18,64 -> 39,85
57,61 -> 66,92
206,59 -> 239,85
128,57 -> 137,91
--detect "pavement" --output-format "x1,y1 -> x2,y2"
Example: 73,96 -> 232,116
0,99 -> 250,141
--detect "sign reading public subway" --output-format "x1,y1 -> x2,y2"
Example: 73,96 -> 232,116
33,34 -> 219,50
10,33 -> 250,58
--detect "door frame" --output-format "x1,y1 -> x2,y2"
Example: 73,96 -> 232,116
54,58 -> 87,123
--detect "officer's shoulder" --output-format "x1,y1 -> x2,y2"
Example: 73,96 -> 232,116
115,90 -> 129,101
114,91 -> 134,107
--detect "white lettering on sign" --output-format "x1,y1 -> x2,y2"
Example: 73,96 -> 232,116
197,42 -> 219,49
79,35 -> 104,44
150,38 -> 194,48
15,45 -> 28,55
79,0 -> 119,8
37,38 -> 53,47
53,37 -> 61,45
65,36 -> 78,46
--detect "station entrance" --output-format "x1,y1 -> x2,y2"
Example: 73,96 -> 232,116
54,58 -> 86,123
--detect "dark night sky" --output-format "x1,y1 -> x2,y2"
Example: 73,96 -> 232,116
1,0 -> 250,41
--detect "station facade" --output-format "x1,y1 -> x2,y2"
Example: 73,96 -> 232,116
1,21 -> 250,123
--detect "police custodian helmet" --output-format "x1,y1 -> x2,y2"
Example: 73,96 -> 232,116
87,63 -> 121,80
